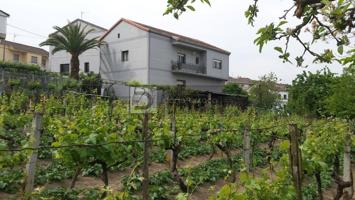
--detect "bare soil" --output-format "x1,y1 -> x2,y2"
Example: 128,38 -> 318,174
36,149 -> 235,192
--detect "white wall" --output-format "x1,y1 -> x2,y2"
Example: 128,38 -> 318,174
100,21 -> 150,97
148,32 -> 229,93
99,21 -> 230,95
0,14 -> 8,39
48,22 -> 105,73
277,91 -> 288,107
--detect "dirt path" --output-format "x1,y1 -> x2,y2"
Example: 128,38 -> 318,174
39,149 -> 239,192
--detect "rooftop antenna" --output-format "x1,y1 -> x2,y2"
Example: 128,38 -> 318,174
80,11 -> 86,19
13,33 -> 17,41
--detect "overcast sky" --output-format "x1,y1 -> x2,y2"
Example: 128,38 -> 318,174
1,0 -> 345,83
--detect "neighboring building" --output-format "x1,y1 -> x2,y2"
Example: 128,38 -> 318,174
0,10 -> 10,40
100,18 -> 230,97
228,76 -> 289,107
228,77 -> 254,92
48,19 -> 107,74
0,40 -> 49,69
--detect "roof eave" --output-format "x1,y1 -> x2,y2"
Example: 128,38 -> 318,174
0,10 -> 10,17
100,18 -> 231,55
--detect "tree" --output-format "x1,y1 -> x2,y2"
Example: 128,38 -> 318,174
288,68 -> 336,117
164,0 -> 354,67
40,23 -> 100,80
249,73 -> 279,110
223,83 -> 247,96
325,66 -> 355,120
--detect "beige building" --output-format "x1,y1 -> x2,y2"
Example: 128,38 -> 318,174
0,40 -> 49,69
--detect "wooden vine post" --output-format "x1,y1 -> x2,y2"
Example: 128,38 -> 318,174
24,112 -> 43,198
243,127 -> 252,172
288,124 -> 303,200
170,103 -> 177,171
142,111 -> 150,200
343,132 -> 353,197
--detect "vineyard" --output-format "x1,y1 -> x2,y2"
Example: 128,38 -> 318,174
0,87 -> 354,200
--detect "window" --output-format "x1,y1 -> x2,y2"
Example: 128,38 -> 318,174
213,59 -> 222,69
41,57 -> 46,66
117,33 -> 120,38
13,54 -> 20,63
178,53 -> 186,64
60,64 -> 69,75
84,62 -> 90,73
31,56 -> 38,64
121,50 -> 129,62
177,80 -> 186,86
195,57 -> 200,65
283,94 -> 287,100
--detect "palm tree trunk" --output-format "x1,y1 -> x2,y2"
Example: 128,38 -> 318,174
70,54 -> 80,80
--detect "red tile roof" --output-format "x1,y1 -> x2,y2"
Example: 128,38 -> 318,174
228,77 -> 289,92
228,77 -> 254,85
3,40 -> 48,56
100,18 -> 230,55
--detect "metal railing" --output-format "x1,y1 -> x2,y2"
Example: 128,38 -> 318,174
172,61 -> 206,74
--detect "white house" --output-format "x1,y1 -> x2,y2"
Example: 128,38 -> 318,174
48,19 -> 107,74
99,18 -> 230,97
48,18 -> 230,97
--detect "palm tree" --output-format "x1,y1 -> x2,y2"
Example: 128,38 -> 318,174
40,23 -> 100,80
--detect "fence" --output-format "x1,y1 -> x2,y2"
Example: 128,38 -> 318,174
0,68 -> 248,110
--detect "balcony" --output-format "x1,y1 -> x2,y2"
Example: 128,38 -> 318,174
172,61 -> 206,75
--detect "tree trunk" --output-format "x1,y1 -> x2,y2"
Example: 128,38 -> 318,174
171,146 -> 188,193
216,144 -> 236,182
334,174 -> 352,200
315,170 -> 323,200
70,167 -> 81,189
70,54 -> 80,80
100,162 -> 109,187
100,161 -> 109,199
170,106 -> 188,193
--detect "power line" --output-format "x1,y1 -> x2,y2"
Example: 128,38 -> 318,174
7,24 -> 47,39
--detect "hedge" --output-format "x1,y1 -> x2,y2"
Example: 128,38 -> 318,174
0,61 -> 42,73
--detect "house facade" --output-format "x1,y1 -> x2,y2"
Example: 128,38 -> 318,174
0,40 -> 49,69
48,19 -> 107,74
100,18 -> 230,97
0,10 -> 10,40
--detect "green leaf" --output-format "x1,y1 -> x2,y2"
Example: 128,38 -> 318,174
337,45 -> 343,55
279,140 -> 290,151
187,5 -> 195,11
274,47 -> 283,53
277,20 -> 288,27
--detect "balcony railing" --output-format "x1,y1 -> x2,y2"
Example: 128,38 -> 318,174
172,61 -> 206,74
